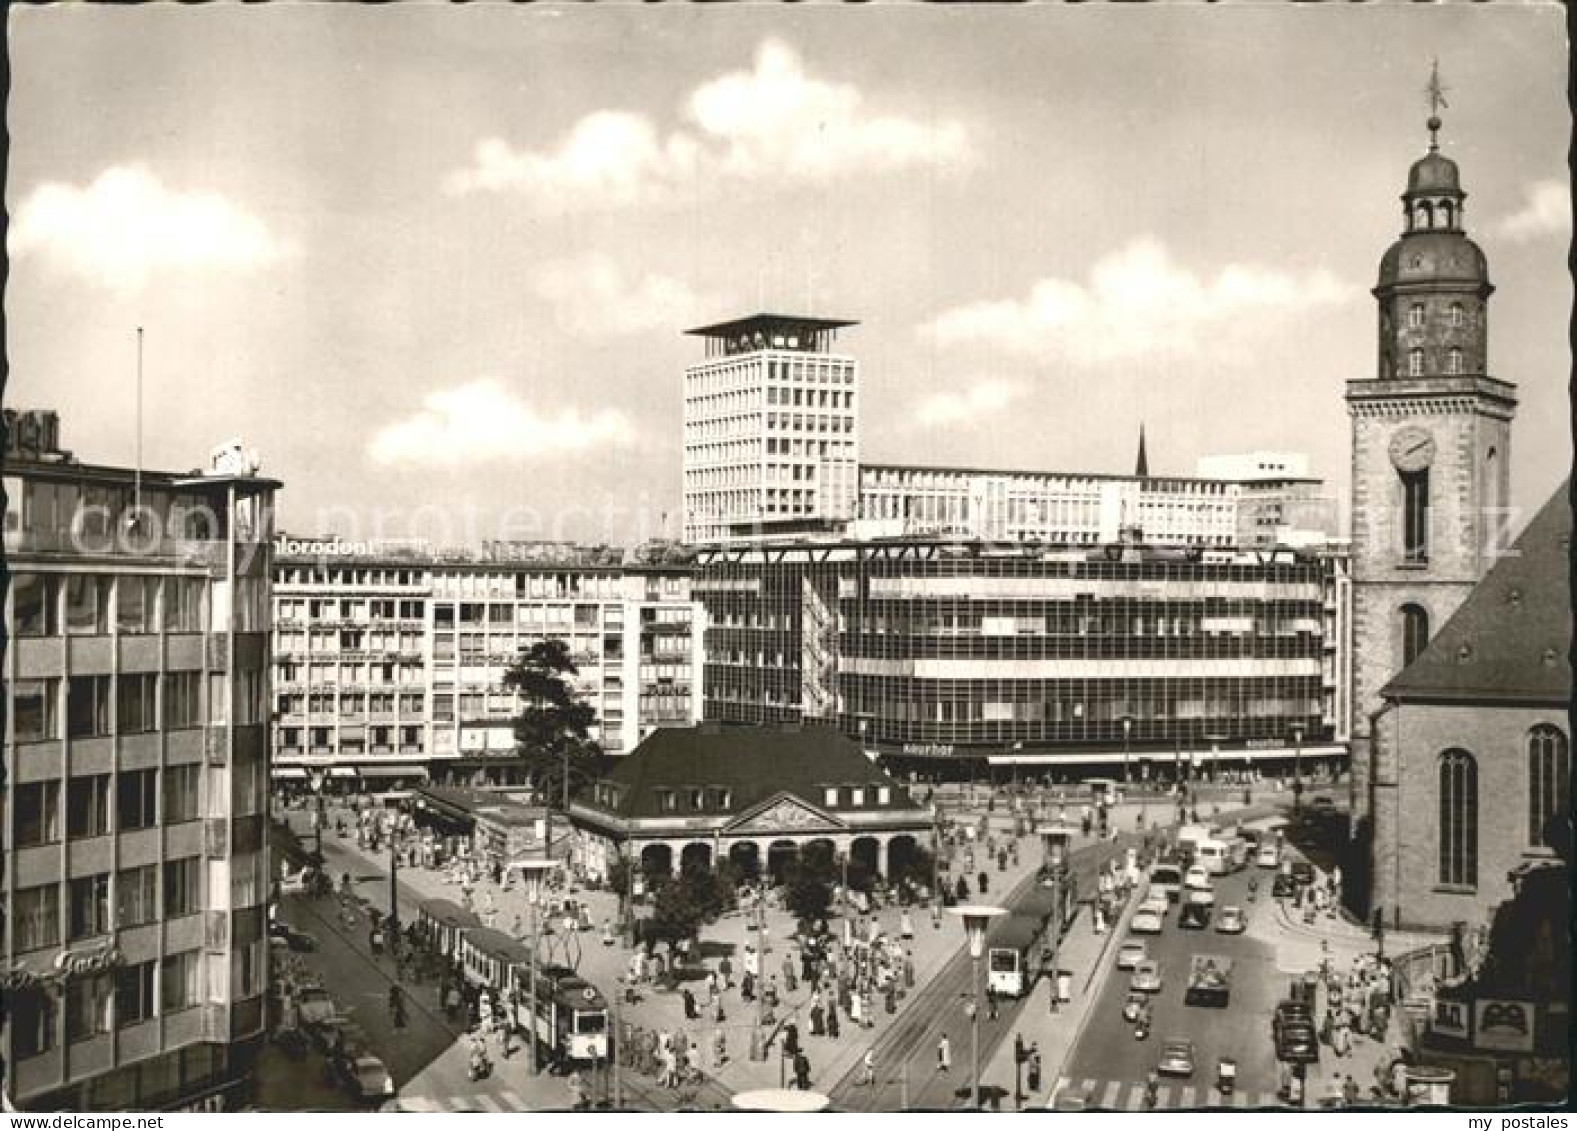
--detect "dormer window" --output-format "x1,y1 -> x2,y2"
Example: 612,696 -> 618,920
713,788 -> 732,810
656,789 -> 677,813
688,788 -> 705,811
878,786 -> 891,806
850,787 -> 865,807
823,787 -> 838,808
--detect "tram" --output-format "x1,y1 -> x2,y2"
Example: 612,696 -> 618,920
453,925 -> 610,1064
415,898 -> 482,960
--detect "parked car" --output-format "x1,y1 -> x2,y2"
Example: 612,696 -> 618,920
1184,865 -> 1213,891
328,1048 -> 395,1103
1131,903 -> 1167,935
1276,1021 -> 1320,1064
1255,844 -> 1280,869
269,921 -> 318,952
1272,873 -> 1299,899
1215,906 -> 1246,934
294,987 -> 337,1029
1157,1039 -> 1196,1077
1290,860 -> 1316,886
1117,941 -> 1149,970
1130,960 -> 1163,994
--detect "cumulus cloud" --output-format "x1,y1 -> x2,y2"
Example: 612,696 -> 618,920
532,255 -> 706,337
447,39 -> 968,208
9,165 -> 292,289
369,379 -> 637,466
924,238 -> 1346,365
913,379 -> 1024,428
1496,179 -> 1571,242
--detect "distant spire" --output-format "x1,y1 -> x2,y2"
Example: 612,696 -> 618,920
1135,423 -> 1149,478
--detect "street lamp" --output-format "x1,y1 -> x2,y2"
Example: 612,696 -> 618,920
949,903 -> 1007,1109
1120,715 -> 1134,787
1290,723 -> 1305,818
511,857 -> 558,1076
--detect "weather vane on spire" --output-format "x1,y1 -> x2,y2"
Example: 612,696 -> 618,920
1425,58 -> 1450,151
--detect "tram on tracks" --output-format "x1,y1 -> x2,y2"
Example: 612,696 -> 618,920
452,924 -> 610,1064
986,871 -> 1082,998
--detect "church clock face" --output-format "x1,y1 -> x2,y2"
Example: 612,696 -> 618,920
1389,425 -> 1437,472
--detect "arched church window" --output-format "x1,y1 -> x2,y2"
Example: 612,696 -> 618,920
1402,467 -> 1429,563
1439,749 -> 1478,888
1400,604 -> 1429,667
1528,726 -> 1569,848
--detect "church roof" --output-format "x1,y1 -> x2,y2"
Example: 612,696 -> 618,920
1407,150 -> 1462,196
1376,231 -> 1490,290
592,723 -> 912,820
1383,479 -> 1572,705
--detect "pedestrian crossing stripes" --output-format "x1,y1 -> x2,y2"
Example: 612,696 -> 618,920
1051,1077 -> 1282,1111
397,1090 -> 532,1113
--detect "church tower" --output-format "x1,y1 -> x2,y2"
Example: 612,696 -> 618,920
1346,86 -> 1518,917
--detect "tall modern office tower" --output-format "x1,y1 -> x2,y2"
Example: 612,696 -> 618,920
2,410 -> 281,1112
681,314 -> 860,545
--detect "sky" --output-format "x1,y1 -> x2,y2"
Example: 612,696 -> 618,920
7,4 -> 1571,548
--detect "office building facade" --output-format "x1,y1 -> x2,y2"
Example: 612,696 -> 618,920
856,461 -> 1333,550
270,546 -> 703,790
681,314 -> 860,545
695,537 -> 1345,777
2,410 -> 279,1112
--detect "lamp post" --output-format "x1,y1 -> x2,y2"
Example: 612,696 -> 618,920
1121,715 -> 1134,787
512,857 -> 558,1076
1290,724 -> 1305,819
949,904 -> 1007,1110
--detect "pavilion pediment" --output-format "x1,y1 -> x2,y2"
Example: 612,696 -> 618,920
724,793 -> 847,835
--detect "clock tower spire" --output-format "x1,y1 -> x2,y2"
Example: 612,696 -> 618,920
1345,77 -> 1518,919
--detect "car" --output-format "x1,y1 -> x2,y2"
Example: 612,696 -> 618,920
1117,941 -> 1149,970
294,987 -> 337,1028
1184,865 -> 1212,891
1255,844 -> 1280,869
1157,1039 -> 1196,1077
1215,906 -> 1246,934
329,1049 -> 395,1103
1290,860 -> 1316,886
1130,960 -> 1163,994
1273,999 -> 1313,1036
1131,905 -> 1166,935
1050,1092 -> 1092,1112
1276,1021 -> 1320,1064
269,921 -> 318,952
1272,873 -> 1299,899
1311,795 -> 1335,812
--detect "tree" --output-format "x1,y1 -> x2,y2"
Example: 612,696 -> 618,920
644,866 -> 732,958
503,639 -> 600,807
783,858 -> 833,927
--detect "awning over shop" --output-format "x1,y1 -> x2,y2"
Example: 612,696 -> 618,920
272,768 -> 310,780
985,744 -> 1347,767
329,767 -> 357,779
357,765 -> 427,780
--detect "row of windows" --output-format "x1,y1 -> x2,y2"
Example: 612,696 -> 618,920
11,858 -> 204,955
13,670 -> 263,742
9,944 -> 263,1062
1437,726 -> 1570,889
12,574 -> 208,637
12,766 -> 206,848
